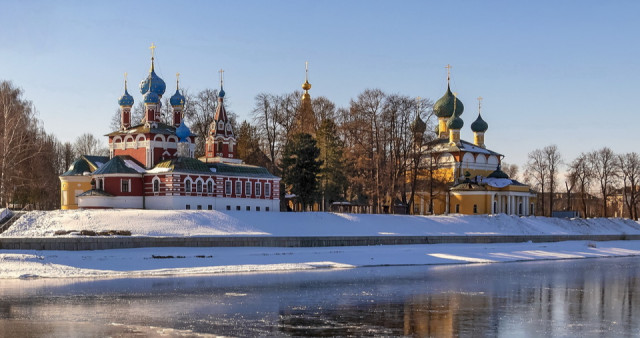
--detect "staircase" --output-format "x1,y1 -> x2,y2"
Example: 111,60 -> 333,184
0,205 -> 30,234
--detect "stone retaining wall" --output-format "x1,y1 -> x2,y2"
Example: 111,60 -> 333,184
1,234 -> 639,251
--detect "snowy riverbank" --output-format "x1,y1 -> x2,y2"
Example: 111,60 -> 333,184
1,240 -> 640,279
3,209 -> 640,237
2,210 -> 640,279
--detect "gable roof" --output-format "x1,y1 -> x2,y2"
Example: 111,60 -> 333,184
93,156 -> 144,175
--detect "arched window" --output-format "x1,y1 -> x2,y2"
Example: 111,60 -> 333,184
153,179 -> 159,192
207,181 -> 213,193
197,180 -> 203,193
473,204 -> 478,213
185,179 -> 192,193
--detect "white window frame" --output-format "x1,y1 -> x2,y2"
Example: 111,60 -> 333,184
206,180 -> 213,194
185,178 -> 192,193
152,177 -> 160,193
225,180 -> 232,196
245,181 -> 252,196
235,180 -> 242,196
196,179 -> 203,193
121,179 -> 131,193
255,182 -> 261,197
265,182 -> 271,198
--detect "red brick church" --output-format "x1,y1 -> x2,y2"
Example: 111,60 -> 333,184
59,47 -> 280,212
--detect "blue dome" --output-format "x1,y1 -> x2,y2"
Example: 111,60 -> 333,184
175,120 -> 191,142
218,87 -> 225,98
170,88 -> 185,106
143,91 -> 160,104
139,69 -> 166,96
118,89 -> 134,106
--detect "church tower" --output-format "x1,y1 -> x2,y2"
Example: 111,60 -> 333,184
118,74 -> 134,129
170,73 -> 186,127
471,97 -> 489,148
433,64 -> 463,139
140,43 -> 166,125
293,61 -> 317,135
446,91 -> 464,146
203,70 -> 239,163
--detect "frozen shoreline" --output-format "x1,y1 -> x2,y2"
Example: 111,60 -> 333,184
1,240 -> 640,279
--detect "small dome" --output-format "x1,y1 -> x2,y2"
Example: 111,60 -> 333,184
488,166 -> 510,179
302,92 -> 311,101
434,86 -> 464,118
302,80 -> 311,91
218,87 -> 225,98
410,115 -> 427,134
471,113 -> 488,132
61,159 -> 91,176
118,89 -> 134,106
170,88 -> 185,106
139,68 -> 166,96
175,120 -> 191,142
143,90 -> 160,104
446,114 -> 464,130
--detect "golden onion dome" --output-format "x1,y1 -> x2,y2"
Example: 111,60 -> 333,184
302,80 -> 311,91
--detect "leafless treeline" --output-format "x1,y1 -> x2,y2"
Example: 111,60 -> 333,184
525,145 -> 640,219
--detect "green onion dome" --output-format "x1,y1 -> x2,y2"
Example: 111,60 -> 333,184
410,115 -> 427,134
471,113 -> 488,132
434,85 -> 464,118
446,113 -> 464,130
488,165 -> 509,179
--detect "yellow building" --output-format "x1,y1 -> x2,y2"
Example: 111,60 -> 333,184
59,156 -> 109,210
413,69 -> 535,216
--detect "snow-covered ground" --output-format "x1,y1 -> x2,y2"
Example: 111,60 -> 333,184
3,209 -> 640,237
2,210 -> 640,279
1,240 -> 640,279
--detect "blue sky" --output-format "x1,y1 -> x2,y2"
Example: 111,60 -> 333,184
1,1 -> 638,169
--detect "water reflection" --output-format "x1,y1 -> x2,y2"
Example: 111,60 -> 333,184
0,257 -> 638,337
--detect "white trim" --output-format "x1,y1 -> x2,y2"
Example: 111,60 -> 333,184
255,182 -> 262,197
184,177 -> 193,193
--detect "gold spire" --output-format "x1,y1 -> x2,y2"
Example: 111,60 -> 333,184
302,61 -> 311,91
124,72 -> 128,91
445,64 -> 452,86
477,96 -> 483,114
149,43 -> 157,71
176,72 -> 180,89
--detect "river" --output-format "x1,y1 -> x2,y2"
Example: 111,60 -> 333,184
1,256 -> 639,337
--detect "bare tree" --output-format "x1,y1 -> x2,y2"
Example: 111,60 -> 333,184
525,148 -> 549,216
568,153 -> 594,217
617,152 -> 640,220
589,147 -> 618,217
501,161 -> 520,181
73,133 -> 107,156
543,145 -> 562,215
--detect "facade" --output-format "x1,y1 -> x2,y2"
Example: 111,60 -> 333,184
413,71 -> 535,216
60,49 -> 280,211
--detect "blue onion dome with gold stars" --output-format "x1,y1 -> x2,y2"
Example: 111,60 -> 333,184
446,113 -> 464,130
140,64 -> 166,97
471,113 -> 488,132
143,90 -> 160,104
434,85 -> 464,118
176,119 -> 191,142
170,88 -> 185,106
118,88 -> 134,106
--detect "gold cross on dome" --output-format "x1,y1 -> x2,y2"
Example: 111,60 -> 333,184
124,72 -> 128,86
149,43 -> 156,59
219,69 -> 224,86
445,64 -> 452,83
477,96 -> 483,113
305,61 -> 309,81
176,72 -> 180,87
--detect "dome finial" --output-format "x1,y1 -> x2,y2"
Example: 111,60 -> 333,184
176,72 -> 180,90
149,43 -> 156,71
477,96 -> 483,116
302,61 -> 312,91
218,69 -> 225,98
445,64 -> 452,87
124,72 -> 128,91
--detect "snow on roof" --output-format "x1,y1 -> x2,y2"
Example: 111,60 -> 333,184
123,159 -> 146,173
482,177 -> 513,188
147,167 -> 172,174
95,162 -> 104,168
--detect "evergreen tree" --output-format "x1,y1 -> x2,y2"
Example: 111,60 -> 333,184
316,119 -> 347,210
280,133 -> 322,211
236,120 -> 271,168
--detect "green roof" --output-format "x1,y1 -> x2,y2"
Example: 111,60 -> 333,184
155,157 -> 212,174
471,113 -> 488,132
434,85 -> 464,118
446,114 -> 464,130
93,156 -> 141,175
61,158 -> 91,176
208,162 -> 278,178
82,155 -> 110,169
